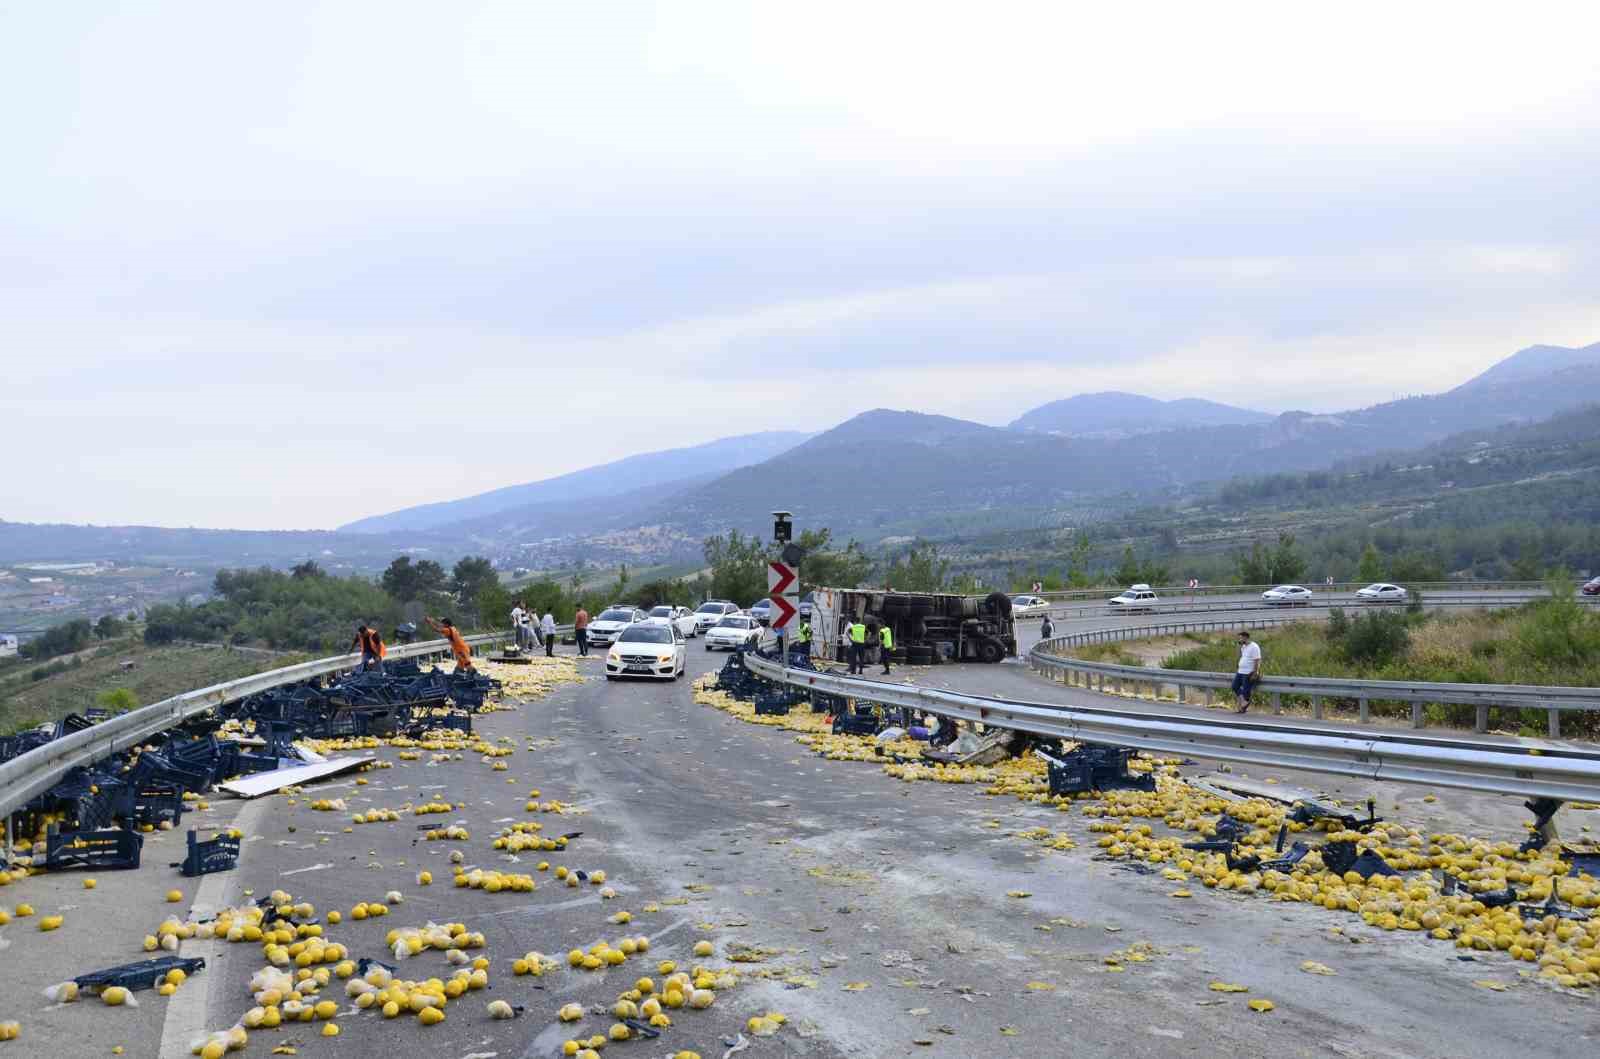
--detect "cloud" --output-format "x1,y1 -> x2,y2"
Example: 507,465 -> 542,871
3,2 -> 1600,529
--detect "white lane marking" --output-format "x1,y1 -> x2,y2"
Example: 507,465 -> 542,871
281,862 -> 333,876
158,797 -> 269,1059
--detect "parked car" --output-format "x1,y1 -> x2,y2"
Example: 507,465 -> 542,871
1010,594 -> 1050,617
1261,585 -> 1313,606
647,605 -> 699,638
1355,583 -> 1408,603
585,607 -> 645,647
1107,584 -> 1160,612
1583,576 -> 1600,596
692,601 -> 741,633
705,614 -> 763,651
748,598 -> 773,624
604,621 -> 686,681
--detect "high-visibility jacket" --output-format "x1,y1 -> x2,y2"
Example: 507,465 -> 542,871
797,622 -> 811,644
848,622 -> 867,644
879,626 -> 893,649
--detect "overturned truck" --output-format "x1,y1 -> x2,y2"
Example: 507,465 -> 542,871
808,588 -> 1016,664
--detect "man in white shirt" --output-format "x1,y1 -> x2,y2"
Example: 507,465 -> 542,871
1233,630 -> 1261,713
510,601 -> 527,650
541,611 -> 557,657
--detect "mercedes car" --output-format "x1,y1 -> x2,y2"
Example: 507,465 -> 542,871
604,621 -> 686,680
585,606 -> 645,648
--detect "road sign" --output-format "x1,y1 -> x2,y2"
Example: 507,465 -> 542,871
769,594 -> 798,631
768,561 -> 800,632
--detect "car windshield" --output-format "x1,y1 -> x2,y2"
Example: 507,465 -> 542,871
649,607 -> 673,617
716,617 -> 752,629
597,609 -> 634,622
696,603 -> 726,614
618,625 -> 673,644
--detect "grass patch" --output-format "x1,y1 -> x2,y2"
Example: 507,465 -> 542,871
0,639 -> 306,734
1156,601 -> 1600,736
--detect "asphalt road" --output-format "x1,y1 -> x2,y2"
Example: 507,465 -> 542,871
9,637 -> 1599,1059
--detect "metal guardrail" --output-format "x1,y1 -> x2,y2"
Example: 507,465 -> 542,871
0,632 -> 510,820
1038,592 -> 1596,619
743,653 -> 1600,802
1027,618 -> 1600,739
1033,579 -> 1580,603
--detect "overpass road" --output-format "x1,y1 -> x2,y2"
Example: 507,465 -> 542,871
8,636 -> 1597,1059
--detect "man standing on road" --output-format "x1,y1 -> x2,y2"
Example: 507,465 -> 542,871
541,610 -> 557,657
794,617 -> 812,659
847,617 -> 867,674
511,600 -> 527,650
574,606 -> 590,657
1040,614 -> 1054,641
1233,630 -> 1261,713
878,621 -> 893,676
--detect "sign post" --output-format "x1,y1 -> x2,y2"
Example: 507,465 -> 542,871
769,511 -> 797,660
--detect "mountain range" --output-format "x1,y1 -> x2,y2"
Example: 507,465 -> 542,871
5,340 -> 1599,569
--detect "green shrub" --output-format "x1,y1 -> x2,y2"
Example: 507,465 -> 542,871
1338,610 -> 1411,667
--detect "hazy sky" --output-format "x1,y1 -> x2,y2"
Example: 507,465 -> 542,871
5,2 -> 1599,530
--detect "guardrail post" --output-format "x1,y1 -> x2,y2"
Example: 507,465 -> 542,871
1549,709 -> 1561,739
1271,691 -> 1281,716
1204,688 -> 1213,707
1475,705 -> 1488,733
1359,697 -> 1370,723
1311,695 -> 1322,720
1177,684 -> 1186,705
1411,701 -> 1425,729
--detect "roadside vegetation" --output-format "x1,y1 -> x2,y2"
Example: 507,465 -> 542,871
1158,586 -> 1600,734
0,637 -> 298,734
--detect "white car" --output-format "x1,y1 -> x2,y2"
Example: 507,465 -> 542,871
605,621 -> 686,681
647,605 -> 699,638
704,614 -> 762,652
1356,583 -> 1408,603
692,601 -> 741,633
585,607 -> 644,647
1010,594 -> 1050,617
1107,584 -> 1160,612
1261,585 -> 1313,606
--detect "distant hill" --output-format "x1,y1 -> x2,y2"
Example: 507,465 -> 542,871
340,430 -> 813,534
1454,341 -> 1600,391
1009,391 -> 1270,436
646,352 -> 1600,541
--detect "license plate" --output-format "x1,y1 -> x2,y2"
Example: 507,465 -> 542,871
623,665 -> 653,674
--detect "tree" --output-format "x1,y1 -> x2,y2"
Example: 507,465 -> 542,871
381,556 -> 447,601
884,540 -> 948,592
795,528 -> 872,591
1357,544 -> 1385,584
450,556 -> 499,604
97,688 -> 139,713
704,530 -> 768,604
291,560 -> 325,579
94,614 -> 128,640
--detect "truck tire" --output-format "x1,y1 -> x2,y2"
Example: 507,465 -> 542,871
907,645 -> 935,665
984,592 -> 1013,618
976,637 -> 1004,664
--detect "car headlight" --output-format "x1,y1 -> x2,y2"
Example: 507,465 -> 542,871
658,653 -> 674,662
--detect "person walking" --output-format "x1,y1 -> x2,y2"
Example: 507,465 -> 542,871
541,610 -> 557,657
425,616 -> 474,671
1040,614 -> 1054,641
574,605 -> 590,657
847,617 -> 867,674
878,621 -> 893,675
1232,630 -> 1261,713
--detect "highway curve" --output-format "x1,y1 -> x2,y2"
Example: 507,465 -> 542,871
7,642 -> 1598,1059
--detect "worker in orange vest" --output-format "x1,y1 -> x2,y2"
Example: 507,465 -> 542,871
425,616 -> 474,671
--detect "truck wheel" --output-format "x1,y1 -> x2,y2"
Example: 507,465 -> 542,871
977,638 -> 1004,664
